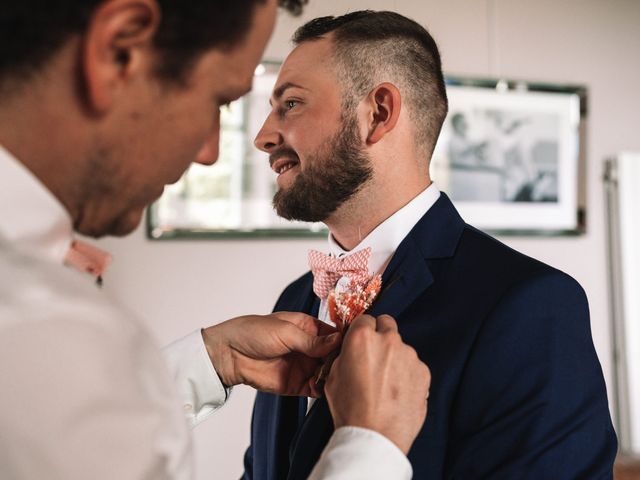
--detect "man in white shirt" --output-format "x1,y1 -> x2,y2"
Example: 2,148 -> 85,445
0,1 -> 431,479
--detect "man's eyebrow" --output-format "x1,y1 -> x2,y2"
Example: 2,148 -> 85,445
269,82 -> 307,105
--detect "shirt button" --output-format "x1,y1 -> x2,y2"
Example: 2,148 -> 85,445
183,404 -> 193,411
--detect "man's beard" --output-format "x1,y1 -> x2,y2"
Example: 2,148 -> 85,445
272,113 -> 373,223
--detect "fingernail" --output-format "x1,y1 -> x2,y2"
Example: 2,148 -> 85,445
326,332 -> 340,342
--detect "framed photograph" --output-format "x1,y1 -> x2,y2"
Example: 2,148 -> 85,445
147,61 -> 325,239
431,77 -> 586,234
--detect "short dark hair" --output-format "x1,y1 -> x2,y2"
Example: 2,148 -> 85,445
0,0 -> 308,86
293,11 -> 448,158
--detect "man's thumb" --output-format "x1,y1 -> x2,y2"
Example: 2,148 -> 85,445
306,332 -> 341,358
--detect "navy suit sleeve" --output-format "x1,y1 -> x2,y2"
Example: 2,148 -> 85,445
446,270 -> 617,479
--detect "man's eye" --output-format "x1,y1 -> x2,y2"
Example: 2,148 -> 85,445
276,99 -> 300,118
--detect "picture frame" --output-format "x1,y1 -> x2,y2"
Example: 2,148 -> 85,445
147,70 -> 586,239
430,77 -> 586,235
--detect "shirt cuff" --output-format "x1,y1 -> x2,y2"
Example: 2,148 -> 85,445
162,330 -> 232,427
308,426 -> 412,480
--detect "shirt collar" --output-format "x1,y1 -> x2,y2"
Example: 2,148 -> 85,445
327,183 -> 441,275
0,144 -> 73,264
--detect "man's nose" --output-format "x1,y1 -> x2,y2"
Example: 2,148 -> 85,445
254,113 -> 282,153
195,112 -> 221,166
195,131 -> 220,166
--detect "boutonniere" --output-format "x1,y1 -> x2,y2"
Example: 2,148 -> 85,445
315,274 -> 382,387
327,274 -> 383,331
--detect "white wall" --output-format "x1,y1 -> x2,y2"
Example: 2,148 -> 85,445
96,1 -> 640,477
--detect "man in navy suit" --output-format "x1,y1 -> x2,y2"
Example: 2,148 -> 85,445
243,10 -> 617,480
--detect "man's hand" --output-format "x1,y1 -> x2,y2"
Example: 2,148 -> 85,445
202,312 -> 340,397
324,314 -> 431,455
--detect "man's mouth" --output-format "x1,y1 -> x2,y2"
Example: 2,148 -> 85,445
270,155 -> 300,175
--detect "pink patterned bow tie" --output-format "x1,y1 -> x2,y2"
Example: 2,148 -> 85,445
64,239 -> 112,283
308,247 -> 372,299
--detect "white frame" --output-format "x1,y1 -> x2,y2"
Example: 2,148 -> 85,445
431,80 -> 584,234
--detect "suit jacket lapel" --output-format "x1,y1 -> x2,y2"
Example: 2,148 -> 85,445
286,274 -> 317,314
369,234 -> 434,319
287,397 -> 334,480
369,192 -> 465,319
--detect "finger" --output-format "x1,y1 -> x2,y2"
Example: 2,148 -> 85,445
376,314 -> 398,333
347,314 -> 376,334
314,319 -> 338,337
307,370 -> 323,398
307,332 -> 342,358
323,352 -> 342,389
282,323 -> 341,358
314,348 -> 340,387
273,311 -> 321,336
272,312 -> 337,343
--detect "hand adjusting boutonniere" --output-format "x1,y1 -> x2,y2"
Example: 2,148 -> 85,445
308,247 -> 383,386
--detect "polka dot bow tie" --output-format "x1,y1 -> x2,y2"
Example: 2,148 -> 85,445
64,239 -> 112,285
308,247 -> 372,299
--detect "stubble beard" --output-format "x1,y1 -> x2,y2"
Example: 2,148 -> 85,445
74,145 -> 151,238
272,113 -> 373,223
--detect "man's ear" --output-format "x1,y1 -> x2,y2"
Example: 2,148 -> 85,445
364,82 -> 402,145
83,0 -> 160,113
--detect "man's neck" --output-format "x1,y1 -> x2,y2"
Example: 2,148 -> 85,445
325,177 -> 431,251
0,108 -> 88,226
0,41 -> 90,226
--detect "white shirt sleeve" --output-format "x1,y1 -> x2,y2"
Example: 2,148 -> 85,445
309,427 -> 413,480
163,330 -> 231,427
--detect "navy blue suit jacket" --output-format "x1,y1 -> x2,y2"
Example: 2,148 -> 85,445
243,194 -> 617,479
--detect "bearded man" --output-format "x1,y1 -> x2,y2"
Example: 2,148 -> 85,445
243,10 -> 617,480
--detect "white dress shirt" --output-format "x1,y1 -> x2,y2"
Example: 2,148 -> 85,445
0,145 -> 193,479
0,144 -> 412,480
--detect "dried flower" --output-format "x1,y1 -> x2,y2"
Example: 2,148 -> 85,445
327,274 -> 382,331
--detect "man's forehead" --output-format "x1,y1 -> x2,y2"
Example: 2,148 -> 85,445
285,37 -> 335,70
272,39 -> 336,96
197,48 -> 254,100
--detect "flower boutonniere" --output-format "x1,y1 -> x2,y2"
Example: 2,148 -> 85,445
327,274 -> 383,331
314,274 -> 383,387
